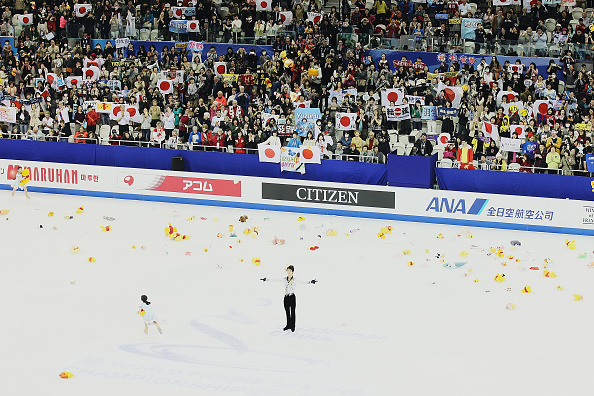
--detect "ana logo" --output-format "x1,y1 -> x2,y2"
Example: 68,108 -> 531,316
123,175 -> 134,186
426,197 -> 489,215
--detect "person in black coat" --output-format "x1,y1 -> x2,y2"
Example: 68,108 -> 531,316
413,132 -> 433,156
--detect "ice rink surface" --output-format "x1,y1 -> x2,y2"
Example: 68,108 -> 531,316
2,190 -> 594,396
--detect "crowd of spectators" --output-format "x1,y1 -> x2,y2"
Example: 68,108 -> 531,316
0,1 -> 594,174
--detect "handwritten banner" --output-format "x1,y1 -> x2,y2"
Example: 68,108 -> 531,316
187,40 -> 204,52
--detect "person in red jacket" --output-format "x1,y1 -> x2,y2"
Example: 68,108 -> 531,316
456,140 -> 475,169
74,126 -> 88,143
235,134 -> 246,154
213,129 -> 226,151
85,107 -> 100,136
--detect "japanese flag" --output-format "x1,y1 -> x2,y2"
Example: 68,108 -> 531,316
82,66 -> 100,81
66,76 -> 82,88
110,104 -> 127,121
187,20 -> 200,32
46,73 -> 58,88
496,90 -> 518,106
381,88 -> 404,106
437,81 -> 464,108
532,100 -> 550,116
307,12 -> 322,24
482,121 -> 499,142
74,4 -> 92,17
258,143 -> 281,163
17,14 -> 33,26
335,112 -> 357,130
437,133 -> 451,146
300,145 -> 321,164
171,6 -> 185,19
256,0 -> 272,11
279,11 -> 293,26
125,105 -> 142,123
214,62 -> 227,76
510,124 -> 526,139
157,79 -> 174,94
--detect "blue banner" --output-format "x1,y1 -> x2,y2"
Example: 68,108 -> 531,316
169,20 -> 187,33
421,106 -> 437,120
437,107 -> 459,117
294,108 -> 321,137
363,49 -> 562,80
461,18 -> 481,40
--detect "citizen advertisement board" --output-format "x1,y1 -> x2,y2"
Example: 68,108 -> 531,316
261,182 -> 396,209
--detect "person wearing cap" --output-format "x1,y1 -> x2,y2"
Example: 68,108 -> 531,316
261,265 -> 317,332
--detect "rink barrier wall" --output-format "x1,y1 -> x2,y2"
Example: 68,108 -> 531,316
2,159 -> 594,236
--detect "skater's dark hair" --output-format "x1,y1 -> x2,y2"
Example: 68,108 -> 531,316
141,295 -> 151,305
286,265 -> 294,272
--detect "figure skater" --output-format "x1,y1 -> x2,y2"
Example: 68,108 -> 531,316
261,265 -> 317,332
11,166 -> 30,199
138,295 -> 162,335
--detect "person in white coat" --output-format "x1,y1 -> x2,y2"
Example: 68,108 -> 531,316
261,265 -> 316,332
138,295 -> 162,335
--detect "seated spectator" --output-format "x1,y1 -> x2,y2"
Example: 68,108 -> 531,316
413,133 -> 433,156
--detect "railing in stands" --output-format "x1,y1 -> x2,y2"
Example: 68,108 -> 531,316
435,159 -> 585,176
3,134 -> 379,163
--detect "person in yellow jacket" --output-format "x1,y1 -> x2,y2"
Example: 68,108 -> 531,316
374,0 -> 389,24
546,145 -> 561,174
351,130 -> 365,153
545,130 -> 562,154
491,153 -> 507,171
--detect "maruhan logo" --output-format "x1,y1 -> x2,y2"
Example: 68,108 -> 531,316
426,197 -> 489,215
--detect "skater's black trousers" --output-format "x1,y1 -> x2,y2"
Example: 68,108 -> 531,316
284,294 -> 296,330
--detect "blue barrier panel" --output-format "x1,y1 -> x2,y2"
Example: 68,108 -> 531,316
436,168 -> 594,201
387,152 -> 437,189
0,140 -> 388,186
0,139 -> 96,165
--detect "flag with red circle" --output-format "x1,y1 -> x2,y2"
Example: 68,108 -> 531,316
437,81 -> 463,108
125,105 -> 142,123
381,88 -> 405,107
307,12 -> 322,24
17,14 -> 33,26
335,112 -> 357,130
532,100 -> 550,117
187,20 -> 200,32
214,62 -> 227,76
482,121 -> 499,142
74,4 -> 92,17
300,145 -> 321,164
82,66 -> 100,81
46,73 -> 58,88
256,0 -> 272,11
66,76 -> 83,88
437,133 -> 451,146
496,90 -> 518,106
171,7 -> 186,19
157,79 -> 174,94
279,11 -> 293,26
510,124 -> 526,139
258,143 -> 281,163
110,104 -> 128,121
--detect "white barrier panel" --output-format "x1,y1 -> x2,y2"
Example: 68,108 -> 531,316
0,159 -> 592,235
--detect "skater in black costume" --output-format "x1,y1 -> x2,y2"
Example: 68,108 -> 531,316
261,265 -> 317,332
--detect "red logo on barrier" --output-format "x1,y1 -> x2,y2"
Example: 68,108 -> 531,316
149,176 -> 241,197
124,175 -> 134,186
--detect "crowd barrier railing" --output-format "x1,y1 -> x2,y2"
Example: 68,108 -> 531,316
4,134 -> 379,163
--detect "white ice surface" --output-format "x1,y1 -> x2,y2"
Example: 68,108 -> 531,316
1,191 -> 594,396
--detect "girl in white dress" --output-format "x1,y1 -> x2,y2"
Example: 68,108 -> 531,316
138,295 -> 162,335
